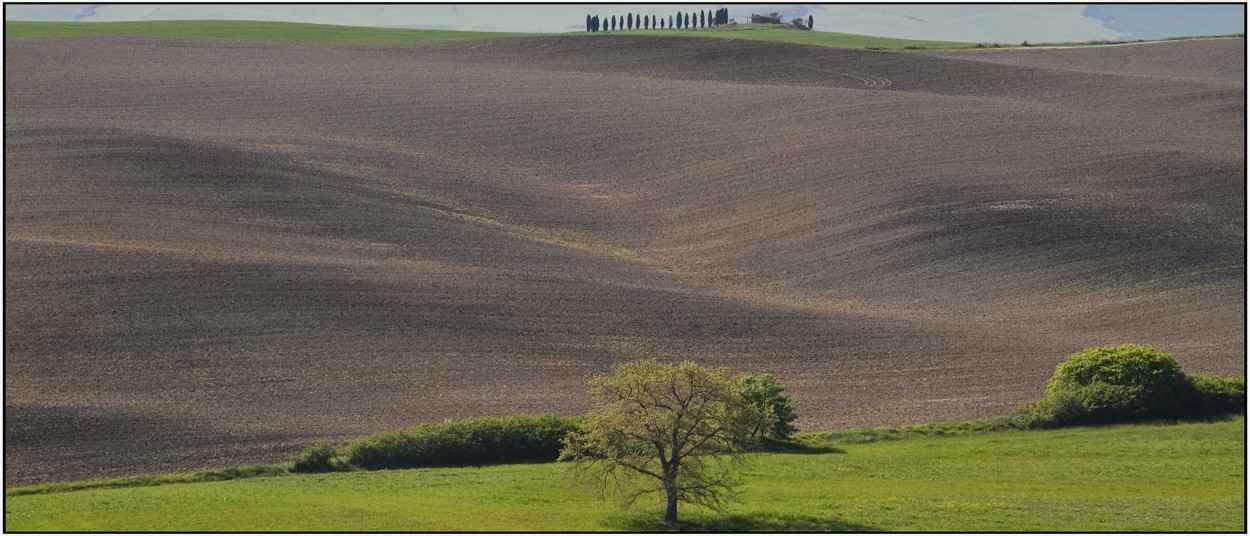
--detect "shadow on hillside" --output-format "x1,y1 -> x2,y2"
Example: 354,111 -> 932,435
606,510 -> 876,532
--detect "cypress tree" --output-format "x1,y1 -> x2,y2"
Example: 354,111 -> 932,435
670,15 -> 674,29
611,15 -> 616,31
586,14 -> 592,32
808,14 -> 814,30
627,13 -> 632,30
699,10 -> 705,28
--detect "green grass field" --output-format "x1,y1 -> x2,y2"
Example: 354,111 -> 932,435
3,20 -> 979,49
6,417 -> 1243,532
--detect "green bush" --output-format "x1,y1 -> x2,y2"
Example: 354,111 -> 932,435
1190,375 -> 1246,415
734,373 -> 797,439
1046,344 -> 1196,424
1009,395 -> 1085,429
344,414 -> 581,470
292,441 -> 346,472
1016,344 -> 1244,428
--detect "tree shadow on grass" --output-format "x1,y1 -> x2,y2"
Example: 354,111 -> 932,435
758,439 -> 845,455
606,510 -> 877,532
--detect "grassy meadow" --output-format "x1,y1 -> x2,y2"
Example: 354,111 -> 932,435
6,416 -> 1243,532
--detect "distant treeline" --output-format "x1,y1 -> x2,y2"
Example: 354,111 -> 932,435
585,8 -> 730,32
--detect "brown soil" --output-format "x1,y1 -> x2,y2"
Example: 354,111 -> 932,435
5,35 -> 1244,486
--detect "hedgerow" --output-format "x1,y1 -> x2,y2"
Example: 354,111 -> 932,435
296,414 -> 582,471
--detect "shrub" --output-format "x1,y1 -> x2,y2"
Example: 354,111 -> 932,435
1190,375 -> 1246,415
1045,344 -> 1197,424
1020,344 -> 1244,427
734,373 -> 797,439
291,441 -> 346,472
1009,395 -> 1084,429
790,18 -> 810,30
344,414 -> 581,470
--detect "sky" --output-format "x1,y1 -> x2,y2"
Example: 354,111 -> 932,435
5,4 -> 1246,43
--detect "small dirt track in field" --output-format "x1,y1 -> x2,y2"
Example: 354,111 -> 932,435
4,35 -> 1244,486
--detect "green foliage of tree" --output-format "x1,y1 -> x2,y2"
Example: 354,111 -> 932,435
808,14 -> 814,30
734,373 -> 798,439
559,359 -> 771,525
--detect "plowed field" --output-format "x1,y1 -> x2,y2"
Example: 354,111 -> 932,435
5,35 -> 1244,486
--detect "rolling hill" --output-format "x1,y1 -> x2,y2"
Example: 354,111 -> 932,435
4,32 -> 1244,485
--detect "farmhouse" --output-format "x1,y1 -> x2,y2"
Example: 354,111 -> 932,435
749,13 -> 782,24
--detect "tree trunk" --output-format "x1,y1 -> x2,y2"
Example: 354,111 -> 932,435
664,483 -> 679,524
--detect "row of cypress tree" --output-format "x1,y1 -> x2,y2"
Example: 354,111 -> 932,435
585,8 -> 730,32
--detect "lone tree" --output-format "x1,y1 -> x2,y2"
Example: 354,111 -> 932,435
808,14 -> 814,30
560,359 -> 771,525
